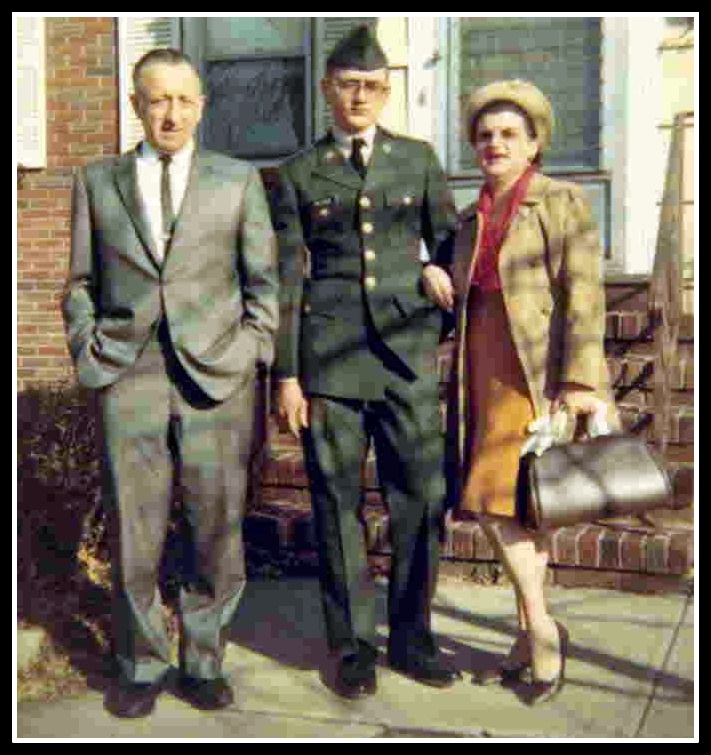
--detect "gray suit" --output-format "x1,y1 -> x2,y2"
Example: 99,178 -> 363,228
64,148 -> 277,399
63,146 -> 278,684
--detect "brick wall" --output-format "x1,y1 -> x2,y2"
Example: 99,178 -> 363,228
16,17 -> 118,390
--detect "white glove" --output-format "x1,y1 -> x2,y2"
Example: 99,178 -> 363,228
585,399 -> 611,438
520,415 -> 559,457
520,400 -> 610,458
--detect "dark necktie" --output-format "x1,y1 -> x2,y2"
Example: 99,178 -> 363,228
349,137 -> 367,179
159,153 -> 175,241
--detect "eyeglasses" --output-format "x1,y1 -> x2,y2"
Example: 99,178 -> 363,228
329,78 -> 390,97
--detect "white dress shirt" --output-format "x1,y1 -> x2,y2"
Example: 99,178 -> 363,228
135,140 -> 194,259
331,125 -> 377,166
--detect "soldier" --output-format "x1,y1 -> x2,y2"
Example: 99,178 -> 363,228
270,25 -> 460,698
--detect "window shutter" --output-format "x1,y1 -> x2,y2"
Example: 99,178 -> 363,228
312,17 -> 377,136
117,17 -> 180,152
16,16 -> 46,169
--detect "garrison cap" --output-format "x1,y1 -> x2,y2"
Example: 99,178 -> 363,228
326,24 -> 389,72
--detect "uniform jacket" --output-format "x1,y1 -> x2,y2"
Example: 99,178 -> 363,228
271,127 -> 457,399
62,147 -> 279,402
449,173 -> 618,469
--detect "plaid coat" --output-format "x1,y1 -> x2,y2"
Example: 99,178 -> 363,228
449,173 -> 618,470
62,147 -> 279,401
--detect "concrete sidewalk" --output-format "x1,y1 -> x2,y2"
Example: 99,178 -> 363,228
15,578 -> 696,740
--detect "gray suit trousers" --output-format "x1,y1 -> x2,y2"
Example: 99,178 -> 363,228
100,321 -> 257,684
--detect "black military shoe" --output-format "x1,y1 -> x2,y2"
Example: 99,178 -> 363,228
177,675 -> 235,711
333,643 -> 378,699
105,679 -> 162,718
389,652 -> 462,687
389,633 -> 462,688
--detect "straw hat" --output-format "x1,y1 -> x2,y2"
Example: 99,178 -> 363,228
467,79 -> 554,154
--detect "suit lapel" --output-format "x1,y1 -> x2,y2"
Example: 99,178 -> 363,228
112,149 -> 161,268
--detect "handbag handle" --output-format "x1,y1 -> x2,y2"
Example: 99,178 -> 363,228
521,400 -> 611,458
555,397 -> 612,437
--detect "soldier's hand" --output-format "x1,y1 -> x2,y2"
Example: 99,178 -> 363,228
422,264 -> 455,311
278,379 -> 309,438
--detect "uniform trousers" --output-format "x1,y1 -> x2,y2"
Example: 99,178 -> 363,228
302,378 -> 445,658
100,320 -> 257,685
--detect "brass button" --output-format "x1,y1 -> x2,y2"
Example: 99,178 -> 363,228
402,195 -> 413,206
363,248 -> 376,262
364,276 -> 377,289
303,303 -> 312,314
359,195 -> 372,210
361,221 -> 374,235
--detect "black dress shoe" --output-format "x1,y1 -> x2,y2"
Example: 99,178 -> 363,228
105,680 -> 162,718
389,631 -> 462,688
333,647 -> 378,699
389,652 -> 462,688
177,675 -> 235,711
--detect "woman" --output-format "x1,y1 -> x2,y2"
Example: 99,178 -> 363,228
445,80 -> 617,703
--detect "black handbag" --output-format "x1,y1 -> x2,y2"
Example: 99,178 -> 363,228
518,432 -> 673,531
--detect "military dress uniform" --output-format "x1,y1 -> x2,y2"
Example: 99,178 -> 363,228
271,124 -> 457,666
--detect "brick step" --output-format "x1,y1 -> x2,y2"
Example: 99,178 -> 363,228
663,444 -> 695,465
261,419 -> 381,490
617,402 -> 694,445
245,487 -> 694,581
436,336 -> 693,395
604,279 -> 695,318
604,300 -> 694,341
433,325 -> 694,393
606,347 -> 694,393
604,280 -> 652,313
260,427 -> 694,503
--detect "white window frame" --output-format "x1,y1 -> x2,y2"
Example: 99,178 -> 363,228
601,16 -> 666,277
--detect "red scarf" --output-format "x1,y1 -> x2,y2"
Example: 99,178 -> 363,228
472,165 -> 537,291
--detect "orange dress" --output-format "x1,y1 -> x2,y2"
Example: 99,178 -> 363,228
459,288 -> 535,518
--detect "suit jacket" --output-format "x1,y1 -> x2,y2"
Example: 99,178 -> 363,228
62,147 -> 279,402
448,173 -> 619,470
270,128 -> 456,399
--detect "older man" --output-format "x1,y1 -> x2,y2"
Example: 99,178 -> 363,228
271,25 -> 459,698
63,48 -> 278,717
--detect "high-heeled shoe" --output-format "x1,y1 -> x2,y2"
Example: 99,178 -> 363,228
521,622 -> 568,705
472,658 -> 530,686
472,631 -> 532,687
